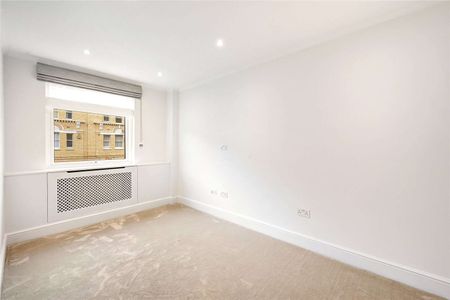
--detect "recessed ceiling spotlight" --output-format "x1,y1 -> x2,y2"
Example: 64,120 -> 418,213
216,39 -> 224,48
157,72 -> 163,77
83,49 -> 91,55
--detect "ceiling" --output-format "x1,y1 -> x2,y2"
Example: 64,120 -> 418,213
2,1 -> 436,90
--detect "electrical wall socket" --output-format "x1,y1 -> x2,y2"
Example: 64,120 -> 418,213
210,189 -> 228,199
297,209 -> 311,219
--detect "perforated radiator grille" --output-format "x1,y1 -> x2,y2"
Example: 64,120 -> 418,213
56,172 -> 132,213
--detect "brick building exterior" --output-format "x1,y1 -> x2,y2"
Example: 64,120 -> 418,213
54,109 -> 125,162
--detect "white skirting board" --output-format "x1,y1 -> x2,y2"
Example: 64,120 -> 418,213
177,196 -> 450,299
6,197 -> 175,245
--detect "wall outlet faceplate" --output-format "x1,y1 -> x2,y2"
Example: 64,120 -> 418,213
297,209 -> 311,219
210,189 -> 228,199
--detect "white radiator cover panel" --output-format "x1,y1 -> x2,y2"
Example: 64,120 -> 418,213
48,166 -> 138,222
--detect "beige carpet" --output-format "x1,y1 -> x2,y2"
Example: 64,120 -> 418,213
2,204 -> 442,299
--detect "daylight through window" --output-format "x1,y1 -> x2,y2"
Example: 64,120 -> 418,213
53,109 -> 126,162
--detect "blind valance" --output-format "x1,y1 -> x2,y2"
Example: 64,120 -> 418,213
36,63 -> 142,99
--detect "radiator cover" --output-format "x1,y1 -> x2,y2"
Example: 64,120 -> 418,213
48,166 -> 138,222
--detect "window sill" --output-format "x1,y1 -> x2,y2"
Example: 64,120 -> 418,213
4,162 -> 171,177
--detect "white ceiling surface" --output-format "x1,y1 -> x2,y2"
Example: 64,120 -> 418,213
2,1 -> 437,90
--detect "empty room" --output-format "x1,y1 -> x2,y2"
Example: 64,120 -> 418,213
0,1 -> 448,299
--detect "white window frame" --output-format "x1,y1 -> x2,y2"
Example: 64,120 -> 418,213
46,88 -> 135,169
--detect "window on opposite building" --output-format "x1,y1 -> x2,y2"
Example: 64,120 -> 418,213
115,116 -> 122,123
104,115 -> 109,122
54,132 -> 60,149
66,111 -> 73,119
66,133 -> 73,149
103,134 -> 111,149
115,135 -> 124,149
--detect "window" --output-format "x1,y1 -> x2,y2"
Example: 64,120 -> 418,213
47,84 -> 133,164
115,135 -> 124,148
52,109 -> 127,163
66,133 -> 73,149
54,132 -> 60,149
103,135 -> 111,149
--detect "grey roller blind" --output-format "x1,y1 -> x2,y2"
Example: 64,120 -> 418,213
36,63 -> 142,98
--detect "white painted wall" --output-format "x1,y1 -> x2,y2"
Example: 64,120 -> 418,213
138,163 -> 171,203
178,4 -> 450,284
5,173 -> 47,232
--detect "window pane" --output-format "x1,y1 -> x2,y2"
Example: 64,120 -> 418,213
115,135 -> 123,148
103,135 -> 110,148
115,117 -> 122,123
53,109 -> 126,162
54,132 -> 60,149
47,83 -> 135,110
66,133 -> 73,148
